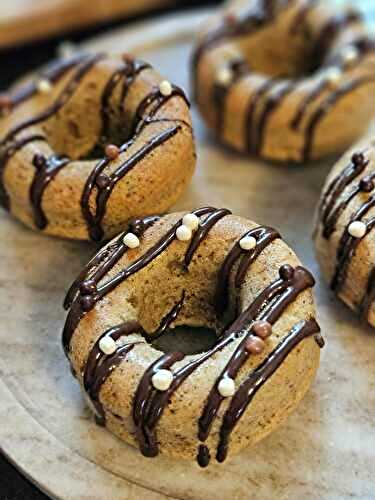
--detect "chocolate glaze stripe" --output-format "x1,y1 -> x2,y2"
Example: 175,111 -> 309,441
83,125 -> 181,242
245,78 -> 278,153
331,195 -> 375,293
318,152 -> 368,225
253,80 -> 295,155
84,321 -> 143,421
132,265 -> 317,462
289,0 -> 317,35
216,318 -> 320,463
359,267 -> 375,322
83,292 -> 186,424
62,208 -> 216,353
1,54 -> 104,147
311,11 -> 362,65
0,134 -> 46,209
63,215 -> 160,311
197,266 -> 317,465
302,76 -> 375,162
185,208 -> 231,268
132,85 -> 190,136
323,170 -> 375,240
30,154 -> 70,229
4,53 -> 89,110
191,0 -> 282,101
213,60 -> 250,135
100,60 -> 151,145
215,226 -> 280,315
291,79 -> 328,131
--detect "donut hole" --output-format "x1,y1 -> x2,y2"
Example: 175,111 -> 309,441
152,326 -> 218,355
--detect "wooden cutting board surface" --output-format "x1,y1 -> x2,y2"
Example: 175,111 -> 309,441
0,0 -> 172,48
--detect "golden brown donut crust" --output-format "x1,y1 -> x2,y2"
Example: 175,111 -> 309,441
63,208 -> 322,466
192,0 -> 375,163
314,137 -> 375,326
0,53 -> 195,241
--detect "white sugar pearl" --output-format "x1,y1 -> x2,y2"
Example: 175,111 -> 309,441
37,79 -> 52,94
152,369 -> 173,391
123,232 -> 140,248
57,41 -> 76,58
182,213 -> 199,231
342,46 -> 359,64
348,221 -> 367,238
323,67 -> 342,86
218,377 -> 236,398
99,336 -> 117,355
176,225 -> 192,241
159,80 -> 173,97
216,67 -> 233,86
239,235 -> 257,251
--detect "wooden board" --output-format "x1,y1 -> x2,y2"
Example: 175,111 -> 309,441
0,7 -> 374,500
0,0 -> 173,48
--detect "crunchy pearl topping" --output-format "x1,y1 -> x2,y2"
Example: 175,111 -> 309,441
216,67 -> 233,86
123,232 -> 140,248
37,79 -> 52,94
218,377 -> 236,398
182,213 -> 199,231
245,335 -> 265,355
57,41 -> 76,58
176,225 -> 192,241
252,320 -> 272,339
348,220 -> 367,238
323,67 -> 342,86
99,336 -> 117,355
105,144 -> 120,159
159,80 -> 173,97
239,235 -> 257,251
152,369 -> 174,391
341,45 -> 359,64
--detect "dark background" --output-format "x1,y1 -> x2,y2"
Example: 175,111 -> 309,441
0,1 -> 218,498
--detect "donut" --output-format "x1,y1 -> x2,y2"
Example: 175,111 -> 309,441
191,0 -> 375,163
63,206 -> 324,466
0,52 -> 195,241
314,139 -> 375,326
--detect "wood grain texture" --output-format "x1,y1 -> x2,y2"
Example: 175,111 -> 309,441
0,0 -> 174,48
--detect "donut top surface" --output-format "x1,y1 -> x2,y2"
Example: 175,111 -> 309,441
63,207 -> 324,466
314,144 -> 375,324
192,0 -> 375,162
0,52 -> 193,240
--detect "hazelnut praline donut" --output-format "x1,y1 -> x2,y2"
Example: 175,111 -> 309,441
314,139 -> 375,327
192,0 -> 375,163
0,52 -> 195,241
63,207 -> 323,467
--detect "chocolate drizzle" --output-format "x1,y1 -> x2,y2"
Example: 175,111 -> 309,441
302,76 -> 375,161
215,318 -> 320,463
359,267 -> 375,322
0,134 -> 46,209
289,0 -> 317,35
215,226 -> 280,314
30,153 -> 70,229
63,207 -> 322,466
331,194 -> 375,293
81,125 -> 181,241
319,152 -> 371,238
1,54 -> 103,147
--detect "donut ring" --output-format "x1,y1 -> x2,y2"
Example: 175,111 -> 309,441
314,139 -> 375,327
63,207 -> 323,466
0,52 -> 195,241
192,0 -> 375,163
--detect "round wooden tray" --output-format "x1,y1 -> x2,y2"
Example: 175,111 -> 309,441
0,9 -> 374,500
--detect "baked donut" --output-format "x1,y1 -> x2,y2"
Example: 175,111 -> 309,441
63,206 -> 324,466
192,0 -> 375,163
0,52 -> 195,241
314,139 -> 375,327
